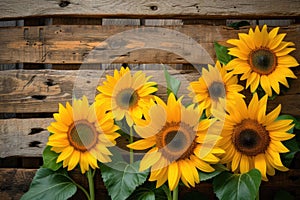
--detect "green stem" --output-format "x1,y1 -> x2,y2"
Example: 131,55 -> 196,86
75,183 -> 90,200
172,186 -> 178,200
87,169 -> 95,200
129,126 -> 134,164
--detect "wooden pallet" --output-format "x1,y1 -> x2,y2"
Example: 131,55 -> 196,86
0,1 -> 300,199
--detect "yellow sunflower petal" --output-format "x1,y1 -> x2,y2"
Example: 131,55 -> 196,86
57,146 -> 74,163
266,119 -> 293,131
67,151 -> 80,171
127,137 -> 156,150
269,131 -> 294,141
263,104 -> 281,125
254,154 -> 267,180
240,155 -> 250,173
269,140 -> 289,153
179,160 -> 195,187
140,148 -> 161,171
232,151 -> 242,172
269,33 -> 287,50
168,162 -> 181,191
260,75 -> 273,97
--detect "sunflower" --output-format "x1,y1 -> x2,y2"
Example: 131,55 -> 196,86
47,96 -> 120,174
226,25 -> 299,97
188,61 -> 244,117
96,66 -> 158,126
214,93 -> 294,181
128,93 -> 224,190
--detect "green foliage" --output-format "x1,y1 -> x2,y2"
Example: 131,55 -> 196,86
214,42 -> 233,65
199,170 -> 221,182
115,118 -> 131,139
42,146 -> 62,171
128,182 -> 169,200
164,68 -> 181,97
100,161 -> 149,200
21,168 -> 77,200
213,169 -> 261,200
199,164 -> 228,181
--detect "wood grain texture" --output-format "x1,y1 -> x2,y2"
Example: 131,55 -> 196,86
1,69 -> 300,115
0,118 -> 52,157
0,168 -> 299,199
0,0 -> 300,20
0,24 -> 299,64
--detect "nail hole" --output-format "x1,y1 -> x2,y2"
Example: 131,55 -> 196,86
29,141 -> 41,148
44,79 -> 56,86
29,128 -> 45,135
31,95 -> 47,100
150,5 -> 158,11
59,1 -> 70,7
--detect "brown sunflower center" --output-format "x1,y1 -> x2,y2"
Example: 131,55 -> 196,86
208,81 -> 226,101
232,119 -> 270,156
116,88 -> 139,109
156,122 -> 196,162
249,48 -> 277,75
68,120 -> 98,152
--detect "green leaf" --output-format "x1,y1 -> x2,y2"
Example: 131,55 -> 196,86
42,146 -> 62,171
199,164 -> 228,181
199,170 -> 222,181
164,68 -> 181,97
128,182 -> 169,200
128,188 -> 155,200
21,168 -> 77,200
213,169 -> 261,200
100,161 -> 149,200
115,118 -> 130,136
228,21 -> 250,30
214,42 -> 233,65
281,138 -> 300,167
274,190 -> 295,200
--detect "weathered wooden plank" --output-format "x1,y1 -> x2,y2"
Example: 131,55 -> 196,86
0,168 -> 299,199
0,168 -> 109,200
0,118 -> 51,157
0,24 -> 299,64
0,69 -> 300,115
1,0 -> 300,20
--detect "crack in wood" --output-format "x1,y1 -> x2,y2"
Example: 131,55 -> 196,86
31,95 -> 47,100
22,75 -> 36,90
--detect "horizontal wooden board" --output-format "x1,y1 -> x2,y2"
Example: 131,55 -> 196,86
0,118 -> 51,157
1,69 -> 300,115
1,0 -> 300,20
0,168 -> 299,199
0,24 -> 299,64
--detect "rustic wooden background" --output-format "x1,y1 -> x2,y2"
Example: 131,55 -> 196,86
0,0 -> 300,199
